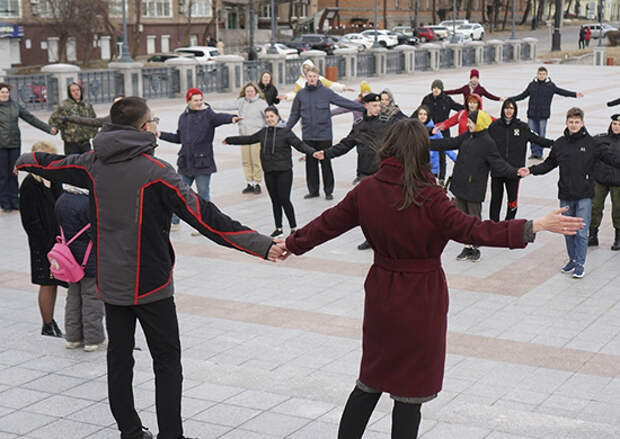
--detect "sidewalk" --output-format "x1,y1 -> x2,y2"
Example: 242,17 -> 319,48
1,63 -> 620,438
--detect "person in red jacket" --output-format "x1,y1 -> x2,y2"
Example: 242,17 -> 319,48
444,69 -> 503,104
585,26 -> 592,47
278,118 -> 584,439
434,93 -> 488,136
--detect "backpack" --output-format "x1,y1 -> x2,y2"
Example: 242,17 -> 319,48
47,224 -> 93,283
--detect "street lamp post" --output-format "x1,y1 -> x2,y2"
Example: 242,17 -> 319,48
414,0 -> 419,30
598,0 -> 603,47
450,0 -> 458,42
249,0 -> 257,60
511,0 -> 516,39
119,0 -> 134,62
551,0 -> 562,51
373,0 -> 381,48
267,0 -> 277,53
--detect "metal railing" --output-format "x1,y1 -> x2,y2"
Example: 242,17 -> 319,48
415,49 -> 431,71
285,58 -> 304,85
386,52 -> 404,74
243,60 -> 271,83
142,67 -> 175,99
78,70 -> 124,104
325,55 -> 346,79
5,74 -> 58,110
439,48 -> 454,69
484,45 -> 496,64
356,53 -> 376,77
521,43 -> 531,60
196,64 -> 229,93
462,46 -> 476,66
503,43 -> 514,62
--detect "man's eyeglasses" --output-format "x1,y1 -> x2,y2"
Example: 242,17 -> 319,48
146,117 -> 160,125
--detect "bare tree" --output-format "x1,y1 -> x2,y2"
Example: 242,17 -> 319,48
466,0 -> 474,20
520,0 -> 532,24
132,0 -> 143,58
182,0 -> 196,46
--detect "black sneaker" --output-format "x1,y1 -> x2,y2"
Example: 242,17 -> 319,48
51,319 -> 63,338
270,228 -> 283,238
254,184 -> 261,194
304,193 -> 320,199
140,429 -> 154,439
242,184 -> 254,194
357,240 -> 371,250
469,248 -> 481,262
325,194 -> 334,200
41,322 -> 55,337
456,247 -> 473,261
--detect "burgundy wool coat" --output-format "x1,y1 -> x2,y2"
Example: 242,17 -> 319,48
285,158 -> 529,398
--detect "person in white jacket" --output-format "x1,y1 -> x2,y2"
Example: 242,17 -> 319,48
277,59 -> 354,101
212,82 -> 268,193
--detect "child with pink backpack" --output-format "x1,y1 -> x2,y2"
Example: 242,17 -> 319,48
53,185 -> 105,351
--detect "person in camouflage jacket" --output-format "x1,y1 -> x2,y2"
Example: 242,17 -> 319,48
49,83 -> 98,155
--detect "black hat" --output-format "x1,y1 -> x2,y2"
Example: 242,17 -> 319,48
612,114 -> 620,122
362,93 -> 381,103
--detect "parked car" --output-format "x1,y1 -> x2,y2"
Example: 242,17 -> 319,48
281,40 -> 311,54
414,27 -> 437,42
174,46 -> 220,62
146,52 -> 196,63
427,25 -> 450,40
258,43 -> 299,58
334,35 -> 366,51
439,19 -> 470,32
240,46 -> 263,60
290,34 -> 337,54
360,29 -> 399,48
342,33 -> 375,49
392,25 -> 414,36
582,23 -> 618,38
444,33 -> 473,44
454,23 -> 485,40
394,32 -> 419,46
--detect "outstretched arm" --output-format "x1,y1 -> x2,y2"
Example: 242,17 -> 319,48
15,152 -> 93,189
429,132 -> 467,151
509,87 -> 530,102
61,115 -> 108,128
225,129 -> 263,145
329,91 -> 365,112
18,105 -> 53,133
607,98 -> 620,107
479,86 -> 501,101
287,131 -> 317,155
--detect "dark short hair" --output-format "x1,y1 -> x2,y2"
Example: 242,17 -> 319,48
110,97 -> 149,128
264,106 -> 280,117
0,82 -> 11,91
566,107 -> 584,120
537,66 -> 548,73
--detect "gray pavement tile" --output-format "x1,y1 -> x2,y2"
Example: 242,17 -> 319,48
286,420 -> 338,438
81,429 -> 119,439
66,402 -> 115,427
21,373 -> 86,394
225,390 -> 290,410
18,355 -> 80,374
218,429 -> 278,438
420,422 -> 491,439
484,432 -> 537,439
25,394 -> 95,417
0,388 -> 53,409
271,397 -> 336,419
0,411 -> 56,435
184,382 -> 246,402
181,418 -> 231,438
0,350 -> 42,367
191,403 -> 261,427
27,418 -> 102,439
0,367 -> 48,387
239,412 -> 311,437
62,380 -> 109,402
0,432 -> 18,439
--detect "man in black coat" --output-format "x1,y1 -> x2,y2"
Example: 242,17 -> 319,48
590,114 -> 620,250
509,66 -> 583,160
430,110 -> 519,262
418,79 -> 464,181
313,93 -> 393,250
519,108 -> 620,278
487,99 -> 554,222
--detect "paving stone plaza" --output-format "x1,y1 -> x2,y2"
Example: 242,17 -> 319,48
1,63 -> 620,438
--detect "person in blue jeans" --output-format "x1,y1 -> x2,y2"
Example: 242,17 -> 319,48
510,66 -> 583,160
518,107 -> 620,278
158,88 -> 240,231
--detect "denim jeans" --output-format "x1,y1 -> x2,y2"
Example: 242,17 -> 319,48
527,118 -> 548,158
172,174 -> 211,224
560,198 -> 592,267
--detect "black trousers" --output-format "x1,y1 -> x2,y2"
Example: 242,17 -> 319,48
105,297 -> 183,439
64,141 -> 91,155
264,169 -> 296,228
438,129 -> 452,180
0,147 -> 20,209
337,386 -> 422,439
304,139 -> 334,196
490,177 -> 520,222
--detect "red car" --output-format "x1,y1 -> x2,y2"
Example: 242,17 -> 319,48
415,27 -> 436,43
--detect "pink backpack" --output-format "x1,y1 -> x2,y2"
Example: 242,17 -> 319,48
47,224 -> 93,283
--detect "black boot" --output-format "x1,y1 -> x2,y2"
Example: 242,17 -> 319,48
588,227 -> 599,246
612,229 -> 620,251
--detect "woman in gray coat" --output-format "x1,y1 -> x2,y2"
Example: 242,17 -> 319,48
0,82 -> 56,212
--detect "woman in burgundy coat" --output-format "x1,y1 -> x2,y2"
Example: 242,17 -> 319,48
281,118 -> 584,438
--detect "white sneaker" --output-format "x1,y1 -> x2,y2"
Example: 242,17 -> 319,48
191,230 -> 201,237
84,341 -> 107,352
170,223 -> 181,232
66,341 -> 83,349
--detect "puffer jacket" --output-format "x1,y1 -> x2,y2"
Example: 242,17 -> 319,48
225,124 -> 316,173
159,105 -> 236,176
430,129 -> 518,202
593,128 -> 620,187
509,77 -> 577,120
55,190 -> 96,277
48,84 -> 98,143
16,124 -> 274,306
487,99 -> 554,173
435,94 -> 485,136
213,95 -> 268,135
0,100 -> 52,149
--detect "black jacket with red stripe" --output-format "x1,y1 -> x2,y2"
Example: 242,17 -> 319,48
16,124 -> 274,306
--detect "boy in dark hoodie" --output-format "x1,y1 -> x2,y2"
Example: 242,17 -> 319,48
519,108 -> 620,278
49,83 -> 98,155
487,99 -> 554,222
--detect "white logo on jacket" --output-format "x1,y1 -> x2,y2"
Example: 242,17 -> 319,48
514,129 -> 520,136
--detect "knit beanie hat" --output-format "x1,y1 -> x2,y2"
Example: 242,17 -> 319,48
431,79 -> 444,91
470,69 -> 479,79
360,81 -> 371,95
186,88 -> 203,102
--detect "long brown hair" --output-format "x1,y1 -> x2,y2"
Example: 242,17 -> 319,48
239,82 -> 265,100
378,118 -> 433,210
259,71 -> 273,87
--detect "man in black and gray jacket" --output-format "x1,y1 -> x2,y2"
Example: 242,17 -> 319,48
15,97 -> 282,439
